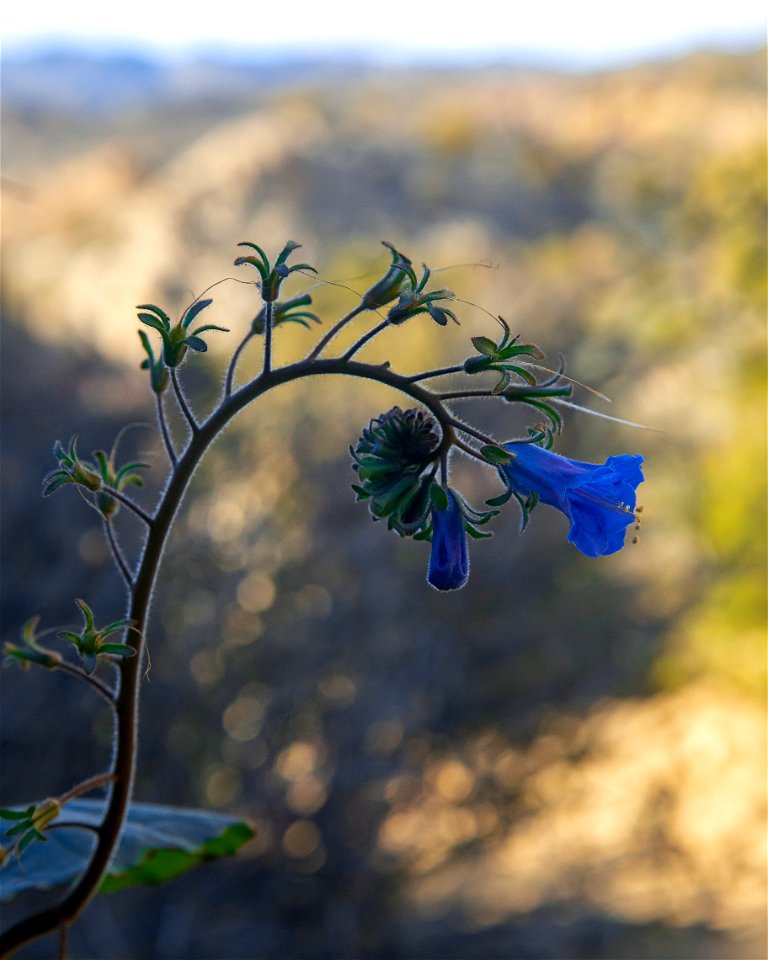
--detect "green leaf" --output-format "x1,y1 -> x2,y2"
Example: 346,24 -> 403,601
0,800 -> 255,901
0,807 -> 35,821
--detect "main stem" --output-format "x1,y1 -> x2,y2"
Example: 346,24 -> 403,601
0,358 -> 453,957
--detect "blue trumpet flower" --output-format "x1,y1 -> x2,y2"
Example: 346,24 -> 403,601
500,442 -> 644,558
427,489 -> 470,591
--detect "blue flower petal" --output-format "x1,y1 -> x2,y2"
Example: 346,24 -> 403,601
501,443 -> 644,558
427,490 -> 470,590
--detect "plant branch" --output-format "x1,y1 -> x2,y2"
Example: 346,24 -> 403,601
451,435 -> 488,463
48,823 -> 101,837
437,389 -> 495,400
104,520 -> 133,589
59,773 -> 117,805
262,302 -> 274,375
57,923 -> 68,960
0,356 -> 457,956
224,331 -> 255,397
307,303 -> 366,359
407,364 -> 464,383
56,661 -> 117,707
171,368 -> 198,434
446,417 -> 499,448
340,319 -> 390,362
155,393 -> 177,467
100,486 -> 153,528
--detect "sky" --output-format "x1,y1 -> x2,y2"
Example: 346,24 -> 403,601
3,0 -> 766,65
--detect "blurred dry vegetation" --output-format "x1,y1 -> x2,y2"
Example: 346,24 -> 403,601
1,47 -> 766,959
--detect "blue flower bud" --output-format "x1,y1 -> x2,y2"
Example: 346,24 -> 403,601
427,489 -> 469,591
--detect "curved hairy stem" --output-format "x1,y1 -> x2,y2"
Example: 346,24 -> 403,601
261,302 -> 274,375
307,303 -> 366,360
446,417 -> 499,448
451,435 -> 487,463
56,661 -> 116,707
340,318 -> 390,362
58,774 -> 117,805
436,389 -> 495,400
224,331 -> 255,397
99,487 -> 153,528
407,364 -> 464,383
104,520 -> 133,590
155,393 -> 177,467
0,356 -> 457,957
170,369 -> 198,435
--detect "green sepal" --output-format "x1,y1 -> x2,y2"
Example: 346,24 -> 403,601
491,371 -> 511,395
18,830 -> 46,854
510,490 -> 539,531
233,254 -> 269,282
480,445 -> 513,466
466,524 -> 494,540
180,298 -> 213,330
137,313 -> 169,333
429,483 -> 449,511
136,304 -> 171,327
98,644 -> 136,658
486,488 -> 514,508
471,336 -> 498,356
286,263 -> 317,276
361,242 -> 417,309
189,324 -> 230,336
4,616 -> 61,671
273,241 -> 302,269
463,355 -> 492,374
497,342 -> 545,361
42,473 -> 73,497
183,336 -> 207,353
236,241 -> 270,264
523,399 -> 563,433
81,653 -> 98,675
75,599 -> 95,632
99,618 -> 134,637
502,364 -> 537,386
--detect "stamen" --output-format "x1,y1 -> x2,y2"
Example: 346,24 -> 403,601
570,485 -> 637,521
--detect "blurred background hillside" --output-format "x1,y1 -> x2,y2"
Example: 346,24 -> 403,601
1,37 -> 766,960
